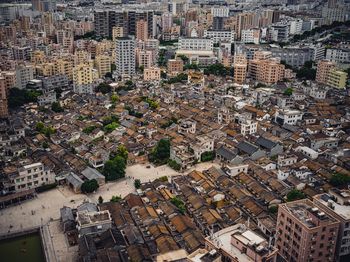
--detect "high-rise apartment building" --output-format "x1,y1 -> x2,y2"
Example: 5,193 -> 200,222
137,50 -> 153,69
56,30 -> 74,52
249,58 -> 285,85
276,199 -> 340,262
0,76 -> 8,119
314,189 -> 350,260
73,63 -> 96,94
94,10 -> 109,38
15,64 -> 34,89
115,37 -> 136,78
162,12 -> 173,33
316,59 -> 336,85
233,55 -> 248,84
54,59 -> 73,80
95,55 -> 111,78
327,69 -> 347,89
94,10 -> 153,39
32,0 -> 56,12
143,67 -> 161,81
112,26 -> 124,41
136,19 -> 148,41
241,28 -> 260,44
167,58 -> 184,76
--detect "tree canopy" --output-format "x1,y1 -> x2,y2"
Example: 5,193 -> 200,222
96,83 -> 111,94
102,156 -> 126,181
330,173 -> 350,187
8,88 -> 42,108
51,102 -> 63,112
149,139 -> 170,164
134,179 -> 141,189
81,179 -> 99,193
286,189 -> 305,202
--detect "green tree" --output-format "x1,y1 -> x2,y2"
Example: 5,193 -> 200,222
51,101 -> 63,112
330,173 -> 350,187
111,93 -> 119,104
268,205 -> 278,214
102,156 -> 126,181
116,144 -> 128,163
204,63 -> 230,76
286,189 -> 305,202
168,159 -> 181,171
81,179 -> 99,193
8,88 -> 42,108
110,195 -> 122,202
159,176 -> 168,182
36,122 -> 45,132
83,125 -> 97,134
149,139 -> 170,164
103,122 -> 119,133
284,88 -> 293,96
96,83 -> 111,94
134,179 -> 141,189
170,197 -> 186,214
200,151 -> 215,162
177,54 -> 189,64
98,196 -> 104,204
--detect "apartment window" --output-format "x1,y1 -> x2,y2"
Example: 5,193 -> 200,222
320,243 -> 324,248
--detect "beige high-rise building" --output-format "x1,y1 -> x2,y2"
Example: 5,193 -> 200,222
144,67 -> 161,81
0,71 -> 16,90
73,63 -> 95,94
249,58 -> 285,85
167,58 -> 184,76
327,69 -> 347,89
54,59 -> 74,80
56,29 -> 74,52
253,51 -> 272,60
234,62 -> 247,84
37,62 -> 55,76
316,59 -> 336,84
0,76 -> 8,118
236,12 -> 259,39
112,27 -> 124,41
233,54 -> 247,84
276,199 -> 340,262
31,50 -> 46,65
137,50 -> 153,69
136,19 -> 148,41
95,55 -> 111,78
74,50 -> 92,66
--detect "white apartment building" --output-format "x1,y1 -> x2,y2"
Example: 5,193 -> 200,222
178,37 -> 213,51
115,37 -> 136,77
240,119 -> 258,136
204,30 -> 235,44
310,43 -> 325,61
289,19 -> 303,35
326,48 -> 350,64
7,162 -> 55,192
322,7 -> 346,24
15,64 -> 34,89
211,6 -> 229,17
241,29 -> 260,44
275,109 -> 303,125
